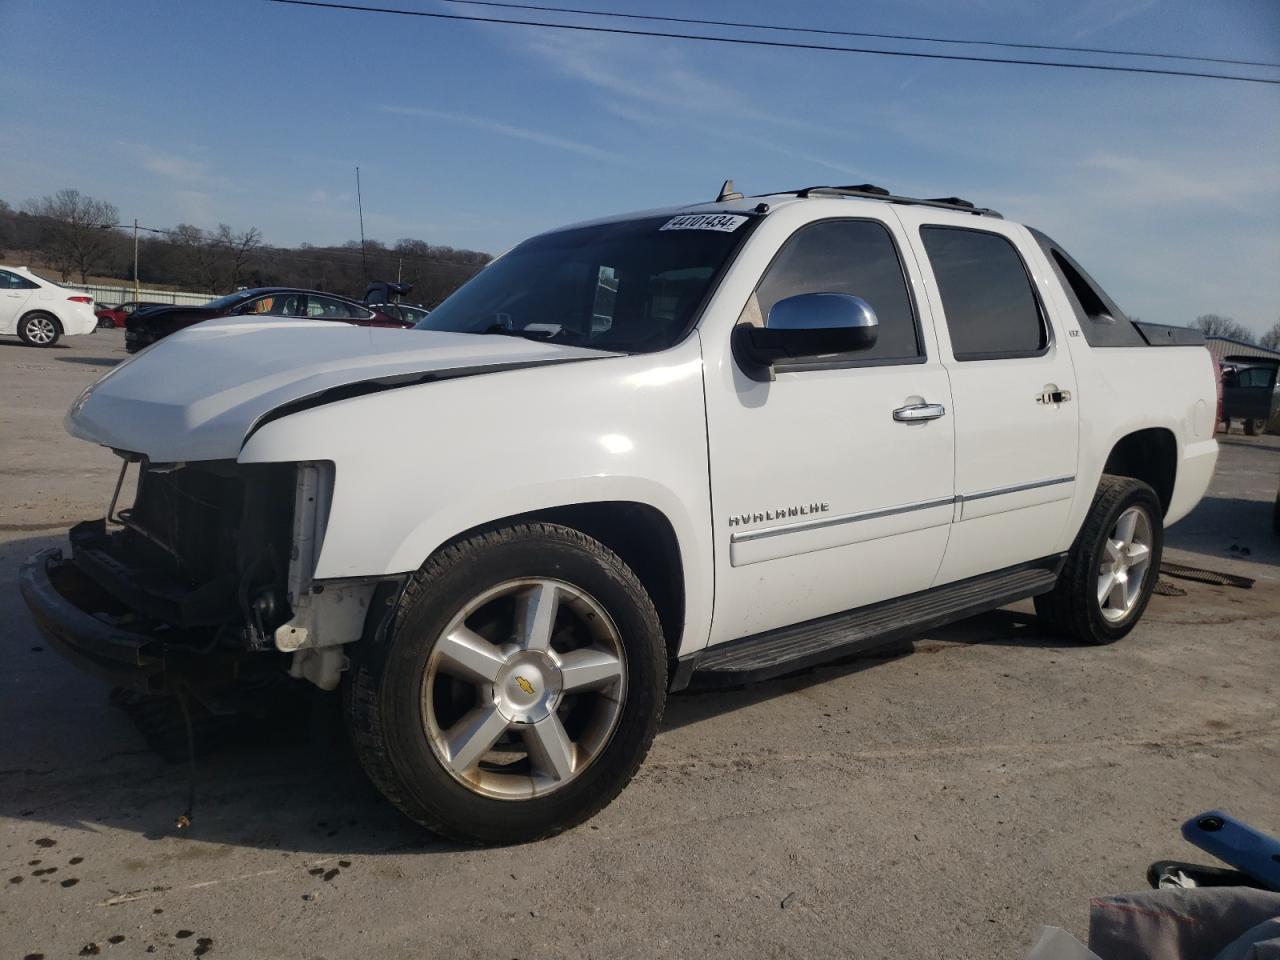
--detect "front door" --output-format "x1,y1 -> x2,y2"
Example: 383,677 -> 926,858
703,213 -> 956,646
894,209 -> 1081,585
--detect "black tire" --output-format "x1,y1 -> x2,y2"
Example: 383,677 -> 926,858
17,311 -> 61,347
1272,488 -> 1280,537
1034,475 -> 1164,645
1245,417 -> 1266,437
344,522 -> 666,844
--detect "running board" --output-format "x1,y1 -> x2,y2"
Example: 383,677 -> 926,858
672,556 -> 1065,691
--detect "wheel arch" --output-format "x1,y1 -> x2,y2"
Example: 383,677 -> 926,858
434,501 -> 688,668
21,308 -> 62,328
1102,427 -> 1177,516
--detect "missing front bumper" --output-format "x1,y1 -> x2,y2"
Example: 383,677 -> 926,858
19,547 -> 166,692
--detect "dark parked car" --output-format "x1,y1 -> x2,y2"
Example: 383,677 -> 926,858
1222,362 -> 1279,436
124,288 -> 410,353
96,300 -> 162,329
362,279 -> 430,326
369,301 -> 431,325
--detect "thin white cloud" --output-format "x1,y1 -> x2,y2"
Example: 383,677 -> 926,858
115,141 -> 232,191
1068,0 -> 1160,39
142,152 -> 207,182
1080,151 -> 1279,209
518,29 -> 877,142
377,104 -> 624,162
170,188 -> 215,224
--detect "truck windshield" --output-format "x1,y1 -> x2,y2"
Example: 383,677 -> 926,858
414,213 -> 755,352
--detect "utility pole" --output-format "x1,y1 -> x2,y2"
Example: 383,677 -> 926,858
132,218 -> 140,302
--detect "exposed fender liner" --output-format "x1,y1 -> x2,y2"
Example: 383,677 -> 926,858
243,355 -> 607,446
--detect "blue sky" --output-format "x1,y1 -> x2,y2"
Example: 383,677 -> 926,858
2,0 -> 1277,334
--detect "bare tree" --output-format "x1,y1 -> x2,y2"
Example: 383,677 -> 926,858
21,189 -> 119,283
1260,320 -> 1280,352
216,224 -> 262,290
169,223 -> 224,293
1192,314 -> 1255,343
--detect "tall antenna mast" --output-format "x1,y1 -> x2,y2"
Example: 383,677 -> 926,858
356,166 -> 368,283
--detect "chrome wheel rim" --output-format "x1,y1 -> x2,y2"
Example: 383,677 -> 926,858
420,578 -> 627,800
1097,505 -> 1154,623
26,316 -> 56,344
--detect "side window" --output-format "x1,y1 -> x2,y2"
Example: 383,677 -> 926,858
1029,228 -> 1144,348
0,270 -> 39,290
920,226 -> 1047,360
746,219 -> 921,362
307,296 -> 358,319
1240,367 -> 1275,388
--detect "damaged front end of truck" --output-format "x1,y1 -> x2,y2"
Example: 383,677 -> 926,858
20,453 -> 401,705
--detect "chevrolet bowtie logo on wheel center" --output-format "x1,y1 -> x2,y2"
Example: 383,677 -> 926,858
514,675 -> 536,696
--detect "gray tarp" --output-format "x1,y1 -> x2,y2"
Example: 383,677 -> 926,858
1028,888 -> 1280,960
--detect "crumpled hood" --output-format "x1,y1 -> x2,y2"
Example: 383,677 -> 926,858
68,316 -> 615,461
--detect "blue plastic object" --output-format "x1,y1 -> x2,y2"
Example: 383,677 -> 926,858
1181,810 -> 1280,891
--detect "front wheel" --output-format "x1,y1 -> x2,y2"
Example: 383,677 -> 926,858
18,312 -> 61,347
1245,417 -> 1267,437
1035,475 -> 1163,644
344,522 -> 666,844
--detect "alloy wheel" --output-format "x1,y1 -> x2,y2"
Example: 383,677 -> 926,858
26,316 -> 56,344
420,578 -> 627,800
1096,505 -> 1154,623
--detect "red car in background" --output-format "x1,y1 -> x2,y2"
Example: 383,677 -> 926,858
124,287 -> 410,353
96,300 -> 163,329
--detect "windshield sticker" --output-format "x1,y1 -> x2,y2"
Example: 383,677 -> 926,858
660,214 -> 748,233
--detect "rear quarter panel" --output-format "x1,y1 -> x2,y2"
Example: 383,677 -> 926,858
1020,239 -> 1218,540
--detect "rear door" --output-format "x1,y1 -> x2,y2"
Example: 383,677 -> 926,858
0,269 -> 38,334
894,209 -> 1080,584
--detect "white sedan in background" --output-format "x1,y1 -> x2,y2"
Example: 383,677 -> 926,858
0,266 -> 99,346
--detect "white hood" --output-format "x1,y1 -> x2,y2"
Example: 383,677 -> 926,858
68,317 -> 614,462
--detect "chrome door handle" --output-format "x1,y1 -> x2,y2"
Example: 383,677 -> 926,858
893,402 -> 946,422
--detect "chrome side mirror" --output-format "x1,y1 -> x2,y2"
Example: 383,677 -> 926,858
734,292 -> 879,381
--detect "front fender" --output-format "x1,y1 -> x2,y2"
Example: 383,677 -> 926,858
238,337 -> 715,655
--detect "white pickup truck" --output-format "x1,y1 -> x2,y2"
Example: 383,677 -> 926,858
21,183 -> 1218,844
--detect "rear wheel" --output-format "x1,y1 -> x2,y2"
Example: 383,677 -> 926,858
1245,417 -> 1267,436
1035,475 -> 1163,644
344,522 -> 666,844
18,312 -> 60,347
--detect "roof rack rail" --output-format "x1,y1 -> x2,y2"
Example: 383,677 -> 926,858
778,185 -> 1001,218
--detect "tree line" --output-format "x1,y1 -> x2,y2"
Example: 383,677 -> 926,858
0,189 -> 490,307
1191,314 -> 1280,352
2,189 -> 1277,344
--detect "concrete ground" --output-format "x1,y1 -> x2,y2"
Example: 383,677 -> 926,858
1,331 -> 1277,960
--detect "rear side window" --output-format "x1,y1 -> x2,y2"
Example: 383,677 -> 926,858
308,296 -> 369,320
0,270 -> 39,290
1237,367 -> 1276,388
920,226 -> 1046,360
1028,227 -> 1145,347
749,219 -> 921,363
